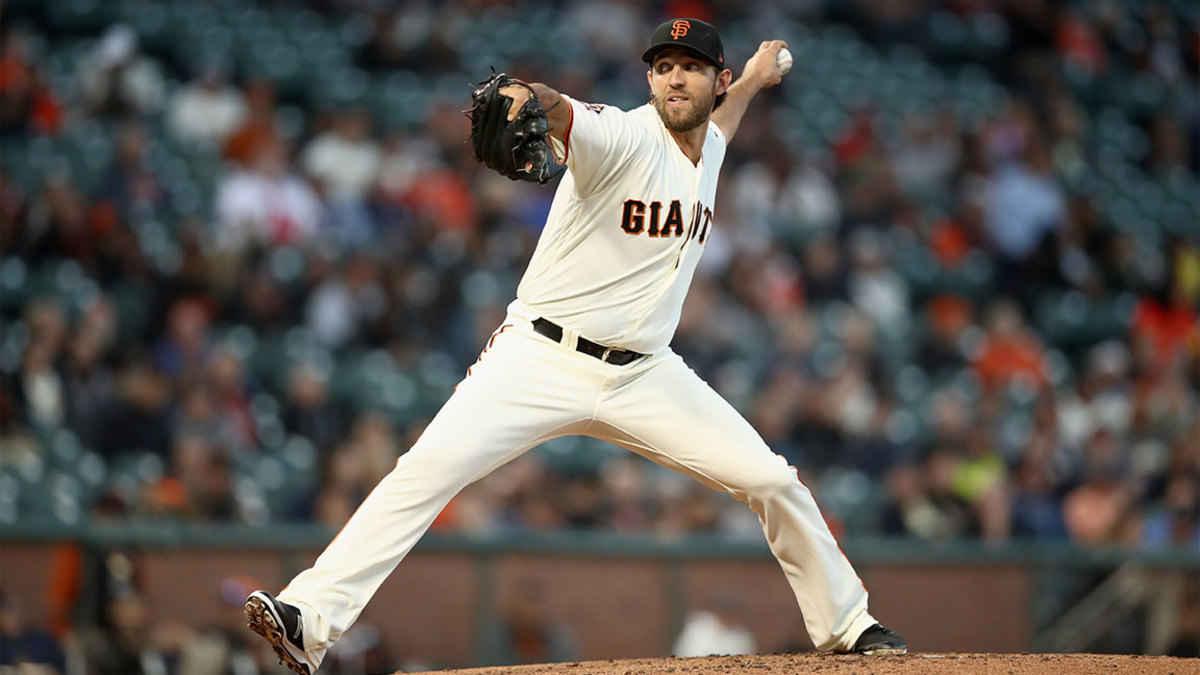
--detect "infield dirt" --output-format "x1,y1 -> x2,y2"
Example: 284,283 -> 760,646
406,652 -> 1198,675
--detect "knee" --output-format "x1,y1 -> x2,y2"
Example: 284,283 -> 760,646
737,458 -> 804,503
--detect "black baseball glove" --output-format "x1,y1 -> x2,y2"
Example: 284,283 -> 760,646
467,72 -> 561,184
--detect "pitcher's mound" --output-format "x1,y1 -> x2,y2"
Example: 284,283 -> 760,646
406,652 -> 1197,675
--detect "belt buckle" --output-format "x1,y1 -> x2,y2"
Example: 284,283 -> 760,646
600,347 -> 614,363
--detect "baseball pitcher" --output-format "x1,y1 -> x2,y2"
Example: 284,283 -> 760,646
246,19 -> 906,673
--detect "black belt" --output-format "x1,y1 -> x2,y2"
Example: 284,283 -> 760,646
532,318 -> 645,366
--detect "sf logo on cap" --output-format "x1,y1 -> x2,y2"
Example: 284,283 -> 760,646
670,20 -> 691,39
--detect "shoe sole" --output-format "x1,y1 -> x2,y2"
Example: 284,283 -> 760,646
858,647 -> 908,656
244,595 -> 312,675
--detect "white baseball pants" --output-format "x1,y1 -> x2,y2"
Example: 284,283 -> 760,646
279,315 -> 877,665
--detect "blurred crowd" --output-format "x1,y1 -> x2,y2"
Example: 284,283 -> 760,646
2,0 -> 1199,670
1,0 -> 1198,592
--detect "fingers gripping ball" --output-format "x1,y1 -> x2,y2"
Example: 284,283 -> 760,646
467,72 -> 559,184
776,47 -> 793,76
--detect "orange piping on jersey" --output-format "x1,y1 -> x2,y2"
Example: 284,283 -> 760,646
456,323 -> 513,391
785,460 -> 869,597
488,323 -> 512,348
561,99 -> 575,164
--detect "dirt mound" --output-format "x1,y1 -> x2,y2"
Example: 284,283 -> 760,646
407,652 -> 1197,675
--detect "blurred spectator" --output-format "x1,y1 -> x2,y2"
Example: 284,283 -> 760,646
154,298 -> 214,379
189,451 -> 245,523
302,444 -> 369,528
882,448 -> 979,541
97,356 -> 171,460
656,482 -> 721,536
0,378 -> 40,468
1143,3 -> 1187,86
375,131 -> 441,210
0,589 -> 65,672
207,347 -> 257,451
480,579 -> 578,666
972,299 -> 1048,392
223,78 -> 281,167
283,362 -> 347,451
342,413 -> 402,488
598,454 -> 656,533
405,165 -> 478,233
153,436 -> 246,523
77,591 -> 170,674
9,298 -> 67,425
12,334 -> 64,430
1056,7 -> 1108,77
305,251 -> 386,351
225,264 -> 294,336
148,434 -> 206,519
798,236 -> 848,304
62,327 -> 116,452
916,295 -> 972,376
1140,473 -> 1200,549
23,173 -> 93,266
174,575 -> 266,675
564,0 -> 642,72
1131,277 -> 1198,377
99,121 -> 167,217
1063,430 -> 1138,545
1057,341 -> 1133,450
0,169 -> 28,249
0,25 -> 62,136
301,108 -> 382,244
166,56 -> 247,150
672,589 -> 757,657
729,146 -> 841,242
76,24 -> 164,119
847,229 -> 909,330
1147,114 -> 1193,175
215,138 -> 323,251
891,110 -> 961,203
953,425 -> 1011,541
45,493 -> 144,639
983,131 -> 1066,286
1010,449 -> 1068,540
322,621 -> 398,675
172,378 -> 250,456
834,106 -> 899,229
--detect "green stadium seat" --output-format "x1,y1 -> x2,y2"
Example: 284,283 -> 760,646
114,0 -> 171,54
0,258 -> 30,316
46,0 -> 117,34
277,435 -> 318,478
1035,291 -> 1134,355
938,250 -> 996,301
107,280 -> 153,346
893,364 -> 931,406
0,471 -> 19,525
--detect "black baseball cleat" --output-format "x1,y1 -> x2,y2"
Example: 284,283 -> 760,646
851,623 -> 908,655
244,590 -> 314,674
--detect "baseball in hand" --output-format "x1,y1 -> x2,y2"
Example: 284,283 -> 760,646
776,47 -> 793,75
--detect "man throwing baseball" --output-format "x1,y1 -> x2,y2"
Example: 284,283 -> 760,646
246,19 -> 906,673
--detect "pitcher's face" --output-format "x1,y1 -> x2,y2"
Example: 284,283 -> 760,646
648,50 -> 721,133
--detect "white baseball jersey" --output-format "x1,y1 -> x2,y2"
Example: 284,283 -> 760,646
512,97 -> 726,354
273,92 -> 878,673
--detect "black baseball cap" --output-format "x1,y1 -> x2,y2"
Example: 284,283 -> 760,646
642,18 -> 725,69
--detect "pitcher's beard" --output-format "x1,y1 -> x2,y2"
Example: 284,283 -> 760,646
652,89 -> 715,133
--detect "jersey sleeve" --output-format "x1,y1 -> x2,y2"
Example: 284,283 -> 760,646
550,95 -> 648,196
